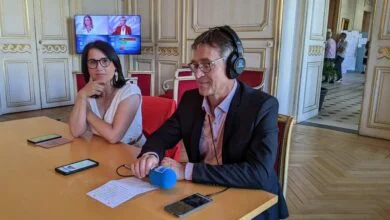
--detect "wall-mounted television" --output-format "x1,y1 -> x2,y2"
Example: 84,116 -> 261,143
74,15 -> 141,54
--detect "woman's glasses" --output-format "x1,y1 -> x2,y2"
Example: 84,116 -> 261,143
87,58 -> 111,69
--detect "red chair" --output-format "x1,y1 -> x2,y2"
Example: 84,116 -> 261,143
160,68 -> 194,100
237,70 -> 264,90
175,68 -> 193,77
128,71 -> 155,96
76,73 -> 86,91
173,76 -> 197,104
275,114 -> 294,197
142,96 -> 180,161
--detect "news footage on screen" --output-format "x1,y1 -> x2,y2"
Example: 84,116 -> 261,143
75,15 -> 141,54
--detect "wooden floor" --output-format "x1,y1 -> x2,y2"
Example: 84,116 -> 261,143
1,106 -> 390,219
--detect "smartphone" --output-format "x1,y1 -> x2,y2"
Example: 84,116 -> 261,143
27,134 -> 62,144
55,159 -> 99,175
164,193 -> 213,218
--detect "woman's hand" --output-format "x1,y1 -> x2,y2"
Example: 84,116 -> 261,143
78,77 -> 105,98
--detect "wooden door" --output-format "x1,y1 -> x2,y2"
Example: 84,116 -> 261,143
34,0 -> 74,108
0,0 -> 41,114
133,0 -> 182,96
297,0 -> 329,122
359,0 -> 390,140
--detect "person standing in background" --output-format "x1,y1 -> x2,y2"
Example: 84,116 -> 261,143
323,30 -> 337,83
362,41 -> 370,74
334,32 -> 348,83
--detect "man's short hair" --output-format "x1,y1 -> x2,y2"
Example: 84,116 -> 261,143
191,27 -> 234,59
341,32 -> 347,38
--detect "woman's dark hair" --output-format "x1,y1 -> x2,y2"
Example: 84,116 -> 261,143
81,40 -> 126,88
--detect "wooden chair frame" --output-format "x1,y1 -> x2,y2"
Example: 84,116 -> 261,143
277,114 -> 294,197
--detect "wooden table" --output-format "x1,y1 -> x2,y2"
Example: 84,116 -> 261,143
0,117 -> 277,220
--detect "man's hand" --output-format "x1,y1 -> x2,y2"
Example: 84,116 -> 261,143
161,157 -> 185,180
130,154 -> 158,178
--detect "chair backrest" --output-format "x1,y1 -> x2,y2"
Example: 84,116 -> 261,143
173,76 -> 197,104
128,71 -> 155,96
175,68 -> 193,78
76,74 -> 86,91
237,70 -> 264,90
274,114 -> 294,197
141,96 -> 180,161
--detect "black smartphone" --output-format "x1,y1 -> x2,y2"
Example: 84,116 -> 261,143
55,159 -> 99,175
164,193 -> 213,218
27,134 -> 62,144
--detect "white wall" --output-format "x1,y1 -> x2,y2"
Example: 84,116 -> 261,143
276,0 -> 305,116
337,0 -> 372,33
353,0 -> 372,30
339,0 -> 356,32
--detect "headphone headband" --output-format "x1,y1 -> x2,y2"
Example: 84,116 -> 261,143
216,25 -> 246,79
218,26 -> 244,56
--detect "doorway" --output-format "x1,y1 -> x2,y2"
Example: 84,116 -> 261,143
302,0 -> 372,132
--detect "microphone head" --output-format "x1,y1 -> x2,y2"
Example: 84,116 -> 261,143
149,166 -> 177,190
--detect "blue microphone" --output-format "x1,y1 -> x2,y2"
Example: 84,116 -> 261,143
149,166 -> 177,190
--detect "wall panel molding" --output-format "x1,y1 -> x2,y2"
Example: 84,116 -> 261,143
0,44 -> 32,53
157,0 -> 179,42
380,0 -> 390,39
0,0 -> 31,37
43,58 -> 71,103
244,48 -> 266,70
4,60 -> 36,107
308,45 -> 324,56
367,67 -> 390,129
191,0 -> 270,32
303,61 -> 321,113
42,44 -> 67,53
158,47 -> 179,56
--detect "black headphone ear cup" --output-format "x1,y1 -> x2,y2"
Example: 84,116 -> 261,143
227,52 -> 238,79
225,53 -> 234,79
233,56 -> 246,75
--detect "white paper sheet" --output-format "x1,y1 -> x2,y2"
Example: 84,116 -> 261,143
87,177 -> 157,208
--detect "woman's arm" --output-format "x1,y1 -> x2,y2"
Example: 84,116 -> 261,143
87,94 -> 141,144
69,79 -> 104,137
69,94 -> 89,137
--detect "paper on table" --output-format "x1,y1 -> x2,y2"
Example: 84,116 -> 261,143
87,177 -> 157,208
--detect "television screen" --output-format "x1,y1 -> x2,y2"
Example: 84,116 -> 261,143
74,15 -> 141,54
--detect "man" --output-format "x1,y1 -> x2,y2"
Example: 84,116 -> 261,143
112,16 -> 132,35
130,25 -> 288,219
334,32 -> 348,83
323,30 -> 336,83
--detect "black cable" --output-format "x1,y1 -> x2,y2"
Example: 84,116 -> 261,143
116,164 -> 133,177
205,187 -> 230,198
207,115 -> 220,165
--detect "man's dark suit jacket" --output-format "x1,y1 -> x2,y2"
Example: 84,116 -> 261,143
140,81 -> 289,219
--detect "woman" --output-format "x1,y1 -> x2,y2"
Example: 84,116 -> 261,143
81,15 -> 94,34
69,40 -> 145,147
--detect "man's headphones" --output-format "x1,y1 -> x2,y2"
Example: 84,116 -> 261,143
217,26 -> 246,79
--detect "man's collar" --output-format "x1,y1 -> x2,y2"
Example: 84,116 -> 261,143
202,80 -> 238,114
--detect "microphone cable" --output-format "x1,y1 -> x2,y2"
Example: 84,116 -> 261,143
207,114 -> 220,165
204,115 -> 230,198
205,187 -> 230,198
116,164 -> 133,177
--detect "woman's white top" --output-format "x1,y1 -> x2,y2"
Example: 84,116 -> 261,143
88,82 -> 146,147
80,27 -> 98,35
